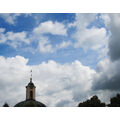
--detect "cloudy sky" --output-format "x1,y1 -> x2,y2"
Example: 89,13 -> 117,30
0,13 -> 120,107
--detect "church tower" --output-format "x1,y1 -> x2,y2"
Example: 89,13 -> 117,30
14,70 -> 46,107
26,70 -> 36,100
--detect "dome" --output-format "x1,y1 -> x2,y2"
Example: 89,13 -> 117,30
14,99 -> 46,107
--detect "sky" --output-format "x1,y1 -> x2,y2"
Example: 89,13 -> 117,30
0,13 -> 120,106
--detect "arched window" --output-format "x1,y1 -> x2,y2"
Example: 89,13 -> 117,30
30,91 -> 33,99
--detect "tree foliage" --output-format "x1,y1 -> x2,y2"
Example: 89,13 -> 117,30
78,95 -> 106,107
3,102 -> 9,107
107,94 -> 120,107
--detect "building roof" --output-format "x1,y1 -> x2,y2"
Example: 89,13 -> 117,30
14,99 -> 46,107
26,81 -> 36,88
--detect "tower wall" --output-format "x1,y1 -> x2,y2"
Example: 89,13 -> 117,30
26,87 -> 36,100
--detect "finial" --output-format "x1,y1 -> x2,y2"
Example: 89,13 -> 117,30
30,70 -> 32,82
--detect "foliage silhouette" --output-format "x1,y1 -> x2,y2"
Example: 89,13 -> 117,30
78,95 -> 106,107
107,94 -> 120,107
3,103 -> 9,107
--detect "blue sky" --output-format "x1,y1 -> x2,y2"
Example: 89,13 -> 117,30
0,13 -> 107,68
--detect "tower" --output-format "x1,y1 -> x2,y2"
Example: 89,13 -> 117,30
14,70 -> 46,107
26,70 -> 36,100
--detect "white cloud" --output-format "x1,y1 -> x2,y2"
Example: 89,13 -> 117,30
38,38 -> 72,53
0,55 -> 95,106
6,31 -> 29,43
69,14 -> 109,54
56,41 -> 72,49
68,13 -> 96,29
0,28 -> 5,33
0,16 -> 68,52
38,36 -> 54,53
33,21 -> 67,36
0,13 -> 21,24
0,56 -> 30,106
0,28 -> 7,43
31,32 -> 71,53
0,14 -> 109,55
74,27 -> 108,50
0,30 -> 29,48
102,14 -> 120,28
30,60 -> 95,106
101,14 -> 111,27
0,26 -> 69,52
73,13 -> 97,29
0,13 -> 31,24
1,56 -> 120,106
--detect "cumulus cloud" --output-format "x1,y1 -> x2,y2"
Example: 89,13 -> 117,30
33,21 -> 67,36
74,27 -> 108,50
0,19 -> 69,52
102,14 -> 120,61
34,13 -> 109,54
0,29 -> 29,48
0,55 -> 95,106
31,60 -> 95,106
68,13 -> 96,29
0,27 -> 69,53
92,13 -> 120,91
38,36 -> 54,53
0,56 -> 30,106
86,14 -> 120,103
0,14 -> 109,54
92,58 -> 120,91
90,57 -> 120,103
69,13 -> 108,54
1,56 -> 120,106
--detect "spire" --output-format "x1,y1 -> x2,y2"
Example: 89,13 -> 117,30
30,70 -> 32,82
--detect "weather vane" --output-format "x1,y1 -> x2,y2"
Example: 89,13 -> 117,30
30,69 -> 32,82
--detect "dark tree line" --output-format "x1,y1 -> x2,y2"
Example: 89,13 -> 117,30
78,95 -> 105,107
78,93 -> 120,107
107,94 -> 120,107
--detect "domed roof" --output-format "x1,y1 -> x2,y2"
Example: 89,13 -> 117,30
14,99 -> 46,107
